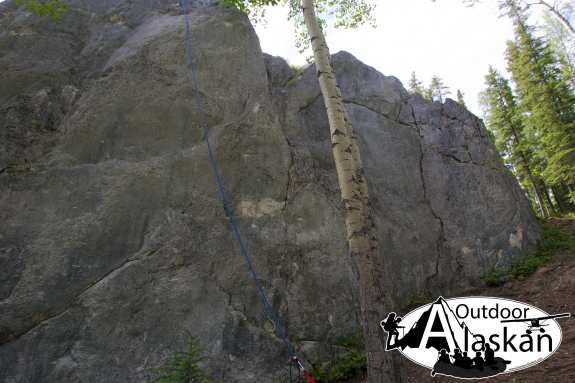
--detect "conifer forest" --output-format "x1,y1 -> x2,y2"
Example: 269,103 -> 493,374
410,1 -> 575,218
479,1 -> 575,216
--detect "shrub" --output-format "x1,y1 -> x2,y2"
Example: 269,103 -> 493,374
308,325 -> 367,382
152,330 -> 213,383
328,350 -> 366,381
333,324 -> 365,349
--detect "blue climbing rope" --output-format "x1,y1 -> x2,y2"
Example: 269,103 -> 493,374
290,358 -> 302,383
179,0 -> 296,360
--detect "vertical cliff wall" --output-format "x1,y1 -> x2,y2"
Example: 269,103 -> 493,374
0,1 -> 539,382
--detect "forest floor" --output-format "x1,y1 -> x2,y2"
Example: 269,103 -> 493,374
403,218 -> 575,383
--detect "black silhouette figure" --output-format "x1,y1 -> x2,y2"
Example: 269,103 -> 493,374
381,313 -> 405,350
484,343 -> 496,366
472,351 -> 484,371
438,349 -> 452,364
452,348 -> 464,368
461,351 -> 473,369
385,298 -> 463,352
431,349 -> 452,376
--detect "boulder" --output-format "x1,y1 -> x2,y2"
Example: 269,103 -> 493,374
0,1 -> 539,382
263,53 -> 294,88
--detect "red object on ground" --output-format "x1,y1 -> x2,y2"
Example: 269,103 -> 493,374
302,369 -> 316,383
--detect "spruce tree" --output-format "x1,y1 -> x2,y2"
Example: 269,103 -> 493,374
422,87 -> 433,101
429,75 -> 451,103
505,1 -> 575,209
407,71 -> 425,95
479,66 -> 552,216
152,330 -> 213,383
456,89 -> 467,108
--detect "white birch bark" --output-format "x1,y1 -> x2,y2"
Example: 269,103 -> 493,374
301,1 -> 406,381
535,0 -> 575,38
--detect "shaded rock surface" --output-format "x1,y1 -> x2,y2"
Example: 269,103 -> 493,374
0,1 -> 539,382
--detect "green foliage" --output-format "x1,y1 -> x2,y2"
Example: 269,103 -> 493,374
428,74 -> 451,103
479,66 -> 551,216
308,365 -> 329,382
309,351 -> 367,382
456,89 -> 467,108
505,5 -> 575,198
541,1 -> 575,89
410,73 -> 454,103
407,71 -> 424,95
286,64 -> 301,86
220,0 -> 376,56
484,268 -> 506,286
292,0 -> 377,57
484,218 -> 575,285
308,325 -> 367,382
14,0 -> 68,20
152,330 -> 213,383
422,87 -> 433,101
535,217 -> 575,255
333,324 -> 365,349
290,64 -> 301,77
407,292 -> 432,309
219,0 -> 278,25
508,254 -> 550,280
5,167 -> 32,174
479,2 -> 575,215
328,350 -> 366,381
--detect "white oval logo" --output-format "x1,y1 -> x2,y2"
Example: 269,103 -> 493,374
381,296 -> 570,379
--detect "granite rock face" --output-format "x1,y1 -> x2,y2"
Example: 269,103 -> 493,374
0,1 -> 539,382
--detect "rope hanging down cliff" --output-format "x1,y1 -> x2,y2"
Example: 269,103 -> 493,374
179,1 -> 315,382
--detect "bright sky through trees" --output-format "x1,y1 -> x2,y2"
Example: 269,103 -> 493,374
252,0 -> 544,115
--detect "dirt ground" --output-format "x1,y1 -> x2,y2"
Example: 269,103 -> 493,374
404,218 -> 575,383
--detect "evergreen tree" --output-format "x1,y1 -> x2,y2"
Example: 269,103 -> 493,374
479,66 -> 552,216
456,89 -> 467,108
505,1 -> 575,209
429,75 -> 451,103
422,87 -> 433,101
408,71 -> 425,95
152,330 -> 213,383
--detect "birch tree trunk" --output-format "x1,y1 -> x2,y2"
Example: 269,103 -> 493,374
535,0 -> 575,38
301,1 -> 406,381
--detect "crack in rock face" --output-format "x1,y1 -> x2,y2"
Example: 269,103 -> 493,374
0,1 -> 540,382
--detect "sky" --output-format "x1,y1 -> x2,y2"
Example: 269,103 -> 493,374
252,0 -> 543,116
0,0 -> 555,116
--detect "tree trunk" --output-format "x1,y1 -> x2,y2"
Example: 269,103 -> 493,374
301,1 -> 406,382
535,0 -> 575,38
520,158 -> 547,217
543,182 -> 556,213
551,185 -> 568,213
509,123 -> 547,216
